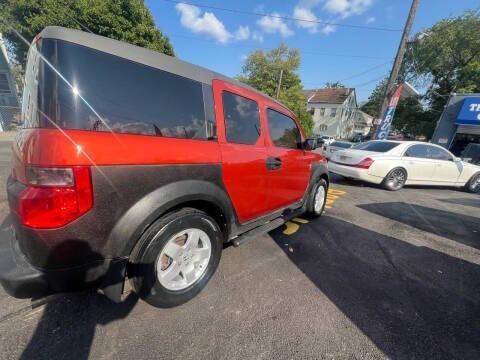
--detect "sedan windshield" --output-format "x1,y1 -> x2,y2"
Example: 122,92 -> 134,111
330,141 -> 352,148
353,141 -> 400,152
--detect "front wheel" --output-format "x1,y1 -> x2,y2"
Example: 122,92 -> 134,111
464,173 -> 480,193
129,208 -> 223,308
382,168 -> 407,191
306,179 -> 328,217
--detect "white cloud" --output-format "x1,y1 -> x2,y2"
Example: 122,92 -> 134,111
323,0 -> 373,18
365,16 -> 376,24
176,3 -> 232,43
293,6 -> 318,33
252,31 -> 264,42
257,13 -> 294,37
234,25 -> 250,41
321,23 -> 336,34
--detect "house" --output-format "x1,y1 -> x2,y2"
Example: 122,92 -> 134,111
0,33 -> 20,131
304,87 -> 357,139
353,110 -> 373,136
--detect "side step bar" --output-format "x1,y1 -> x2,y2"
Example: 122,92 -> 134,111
232,218 -> 285,247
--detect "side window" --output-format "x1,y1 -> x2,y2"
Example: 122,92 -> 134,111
429,146 -> 453,161
222,91 -> 260,145
267,109 -> 301,149
405,144 -> 430,158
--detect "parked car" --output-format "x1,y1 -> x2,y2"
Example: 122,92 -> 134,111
319,135 -> 335,145
461,143 -> 480,165
351,134 -> 364,143
0,27 -> 329,308
329,140 -> 480,192
323,141 -> 355,160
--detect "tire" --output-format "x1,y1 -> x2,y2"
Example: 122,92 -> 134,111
129,208 -> 223,308
464,173 -> 480,193
306,179 -> 328,217
382,168 -> 407,191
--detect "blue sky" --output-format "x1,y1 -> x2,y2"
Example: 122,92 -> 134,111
146,0 -> 479,102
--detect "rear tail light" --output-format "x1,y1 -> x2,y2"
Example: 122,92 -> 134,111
18,166 -> 93,229
354,157 -> 374,169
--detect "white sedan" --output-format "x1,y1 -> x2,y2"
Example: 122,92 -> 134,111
328,140 -> 480,192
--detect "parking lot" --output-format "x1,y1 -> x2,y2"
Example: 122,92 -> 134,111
0,136 -> 479,360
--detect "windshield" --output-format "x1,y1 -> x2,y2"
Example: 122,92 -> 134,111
330,141 -> 352,148
353,141 -> 400,152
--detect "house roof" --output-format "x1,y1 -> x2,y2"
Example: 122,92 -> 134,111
304,88 -> 354,104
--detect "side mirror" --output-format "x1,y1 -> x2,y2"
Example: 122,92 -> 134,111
453,157 -> 462,163
304,138 -> 317,151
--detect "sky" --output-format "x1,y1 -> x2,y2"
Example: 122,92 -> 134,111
146,0 -> 479,103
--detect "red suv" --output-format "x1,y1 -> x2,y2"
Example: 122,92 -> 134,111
0,27 -> 328,308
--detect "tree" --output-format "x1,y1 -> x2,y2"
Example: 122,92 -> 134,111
0,0 -> 174,68
404,11 -> 480,112
360,78 -> 388,119
361,78 -> 437,139
325,81 -> 346,88
237,44 -> 314,135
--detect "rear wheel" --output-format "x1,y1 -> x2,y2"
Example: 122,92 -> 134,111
129,208 -> 223,308
464,173 -> 480,193
306,179 -> 328,217
382,168 -> 407,191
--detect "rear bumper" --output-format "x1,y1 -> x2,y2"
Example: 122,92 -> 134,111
0,225 -> 126,300
0,225 -> 50,298
328,162 -> 383,184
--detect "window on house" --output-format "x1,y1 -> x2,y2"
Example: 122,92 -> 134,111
319,108 -> 325,116
0,73 -> 11,94
330,108 -> 337,117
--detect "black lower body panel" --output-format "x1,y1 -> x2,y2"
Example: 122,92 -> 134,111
0,225 -> 125,299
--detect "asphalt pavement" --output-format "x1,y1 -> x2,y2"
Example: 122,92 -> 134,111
0,136 -> 479,359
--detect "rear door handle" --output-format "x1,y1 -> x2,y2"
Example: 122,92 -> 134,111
266,157 -> 282,170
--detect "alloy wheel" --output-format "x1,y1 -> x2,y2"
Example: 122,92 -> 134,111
156,228 -> 212,291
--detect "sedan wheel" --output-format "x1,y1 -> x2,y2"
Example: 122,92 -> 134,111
465,173 -> 480,193
382,168 -> 407,191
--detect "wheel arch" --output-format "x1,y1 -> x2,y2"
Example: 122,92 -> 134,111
108,180 -> 236,259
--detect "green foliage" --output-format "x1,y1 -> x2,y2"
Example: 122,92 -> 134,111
404,11 -> 480,111
0,0 -> 174,67
237,43 -> 314,136
325,81 -> 346,88
360,78 -> 387,119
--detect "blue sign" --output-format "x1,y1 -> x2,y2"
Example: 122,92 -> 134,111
456,97 -> 480,125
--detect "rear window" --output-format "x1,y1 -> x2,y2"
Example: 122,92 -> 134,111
22,39 -> 215,139
330,141 -> 352,149
354,141 -> 400,152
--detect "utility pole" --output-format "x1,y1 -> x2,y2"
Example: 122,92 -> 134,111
373,0 -> 419,138
275,69 -> 284,99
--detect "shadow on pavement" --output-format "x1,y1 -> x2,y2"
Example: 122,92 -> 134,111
19,240 -> 139,360
270,216 -> 480,359
20,292 -> 137,360
437,197 -> 480,209
357,202 -> 480,250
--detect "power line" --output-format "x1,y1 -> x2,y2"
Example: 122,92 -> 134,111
352,74 -> 388,88
169,33 -> 391,59
163,0 -> 402,32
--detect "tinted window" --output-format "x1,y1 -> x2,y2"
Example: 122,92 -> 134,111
267,109 -> 301,149
405,144 -> 430,158
355,141 -> 400,152
222,91 -> 260,145
428,146 -> 453,161
23,39 -> 214,139
331,141 -> 352,149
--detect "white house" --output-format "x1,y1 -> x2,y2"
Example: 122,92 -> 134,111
304,87 -> 358,139
353,110 -> 373,136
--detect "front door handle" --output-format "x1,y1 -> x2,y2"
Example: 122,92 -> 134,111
266,157 -> 282,170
